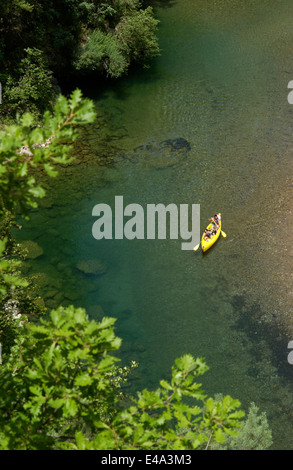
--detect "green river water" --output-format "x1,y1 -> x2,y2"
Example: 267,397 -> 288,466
17,0 -> 293,449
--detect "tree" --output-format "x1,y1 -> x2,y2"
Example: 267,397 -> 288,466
73,29 -> 128,78
2,48 -> 55,119
211,401 -> 273,450
73,4 -> 160,78
0,305 -> 246,450
0,213 -> 45,353
0,0 -> 160,118
114,7 -> 160,67
0,0 -> 83,79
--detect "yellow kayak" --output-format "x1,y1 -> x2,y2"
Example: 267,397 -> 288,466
201,219 -> 221,252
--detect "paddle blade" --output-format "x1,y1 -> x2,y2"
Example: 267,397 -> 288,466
221,230 -> 227,238
193,244 -> 200,251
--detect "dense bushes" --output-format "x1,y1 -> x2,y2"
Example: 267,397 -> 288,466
2,48 -> 56,118
73,7 -> 160,79
0,0 -> 160,119
73,29 -> 128,78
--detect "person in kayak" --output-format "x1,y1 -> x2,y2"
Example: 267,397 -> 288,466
209,217 -> 218,231
210,213 -> 221,229
204,229 -> 213,240
215,213 -> 221,225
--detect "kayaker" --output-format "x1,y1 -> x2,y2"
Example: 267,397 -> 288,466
212,213 -> 221,229
204,229 -> 213,240
209,216 -> 218,231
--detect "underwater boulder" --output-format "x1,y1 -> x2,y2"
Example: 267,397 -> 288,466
21,240 -> 44,259
76,259 -> 108,276
159,138 -> 191,151
127,137 -> 191,169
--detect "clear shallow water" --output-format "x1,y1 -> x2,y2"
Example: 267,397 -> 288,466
17,0 -> 293,449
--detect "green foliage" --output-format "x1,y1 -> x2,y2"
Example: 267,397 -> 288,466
115,7 -> 160,66
0,0 -> 160,118
1,48 -> 55,119
0,89 -> 96,217
0,305 -> 246,450
0,306 -> 123,449
82,0 -> 141,30
0,236 -> 29,352
73,29 -> 128,78
0,213 -> 35,352
212,401 -> 273,450
0,90 -> 96,353
73,4 -> 160,78
0,227 -> 46,354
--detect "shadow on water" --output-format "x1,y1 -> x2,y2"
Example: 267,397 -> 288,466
232,295 -> 293,382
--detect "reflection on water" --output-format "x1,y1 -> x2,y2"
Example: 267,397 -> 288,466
16,0 -> 293,449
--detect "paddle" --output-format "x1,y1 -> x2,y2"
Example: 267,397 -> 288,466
221,230 -> 227,238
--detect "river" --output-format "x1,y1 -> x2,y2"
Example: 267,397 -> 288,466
17,0 -> 293,449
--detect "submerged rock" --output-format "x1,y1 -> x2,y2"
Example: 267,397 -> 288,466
32,272 -> 51,289
64,290 -> 80,301
76,259 -> 108,276
133,143 -> 154,152
38,198 -> 53,209
33,297 -> 46,308
129,137 -> 191,169
87,304 -> 105,318
21,240 -> 44,259
45,298 -> 58,310
159,138 -> 191,152
134,137 -> 191,154
44,289 -> 59,300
